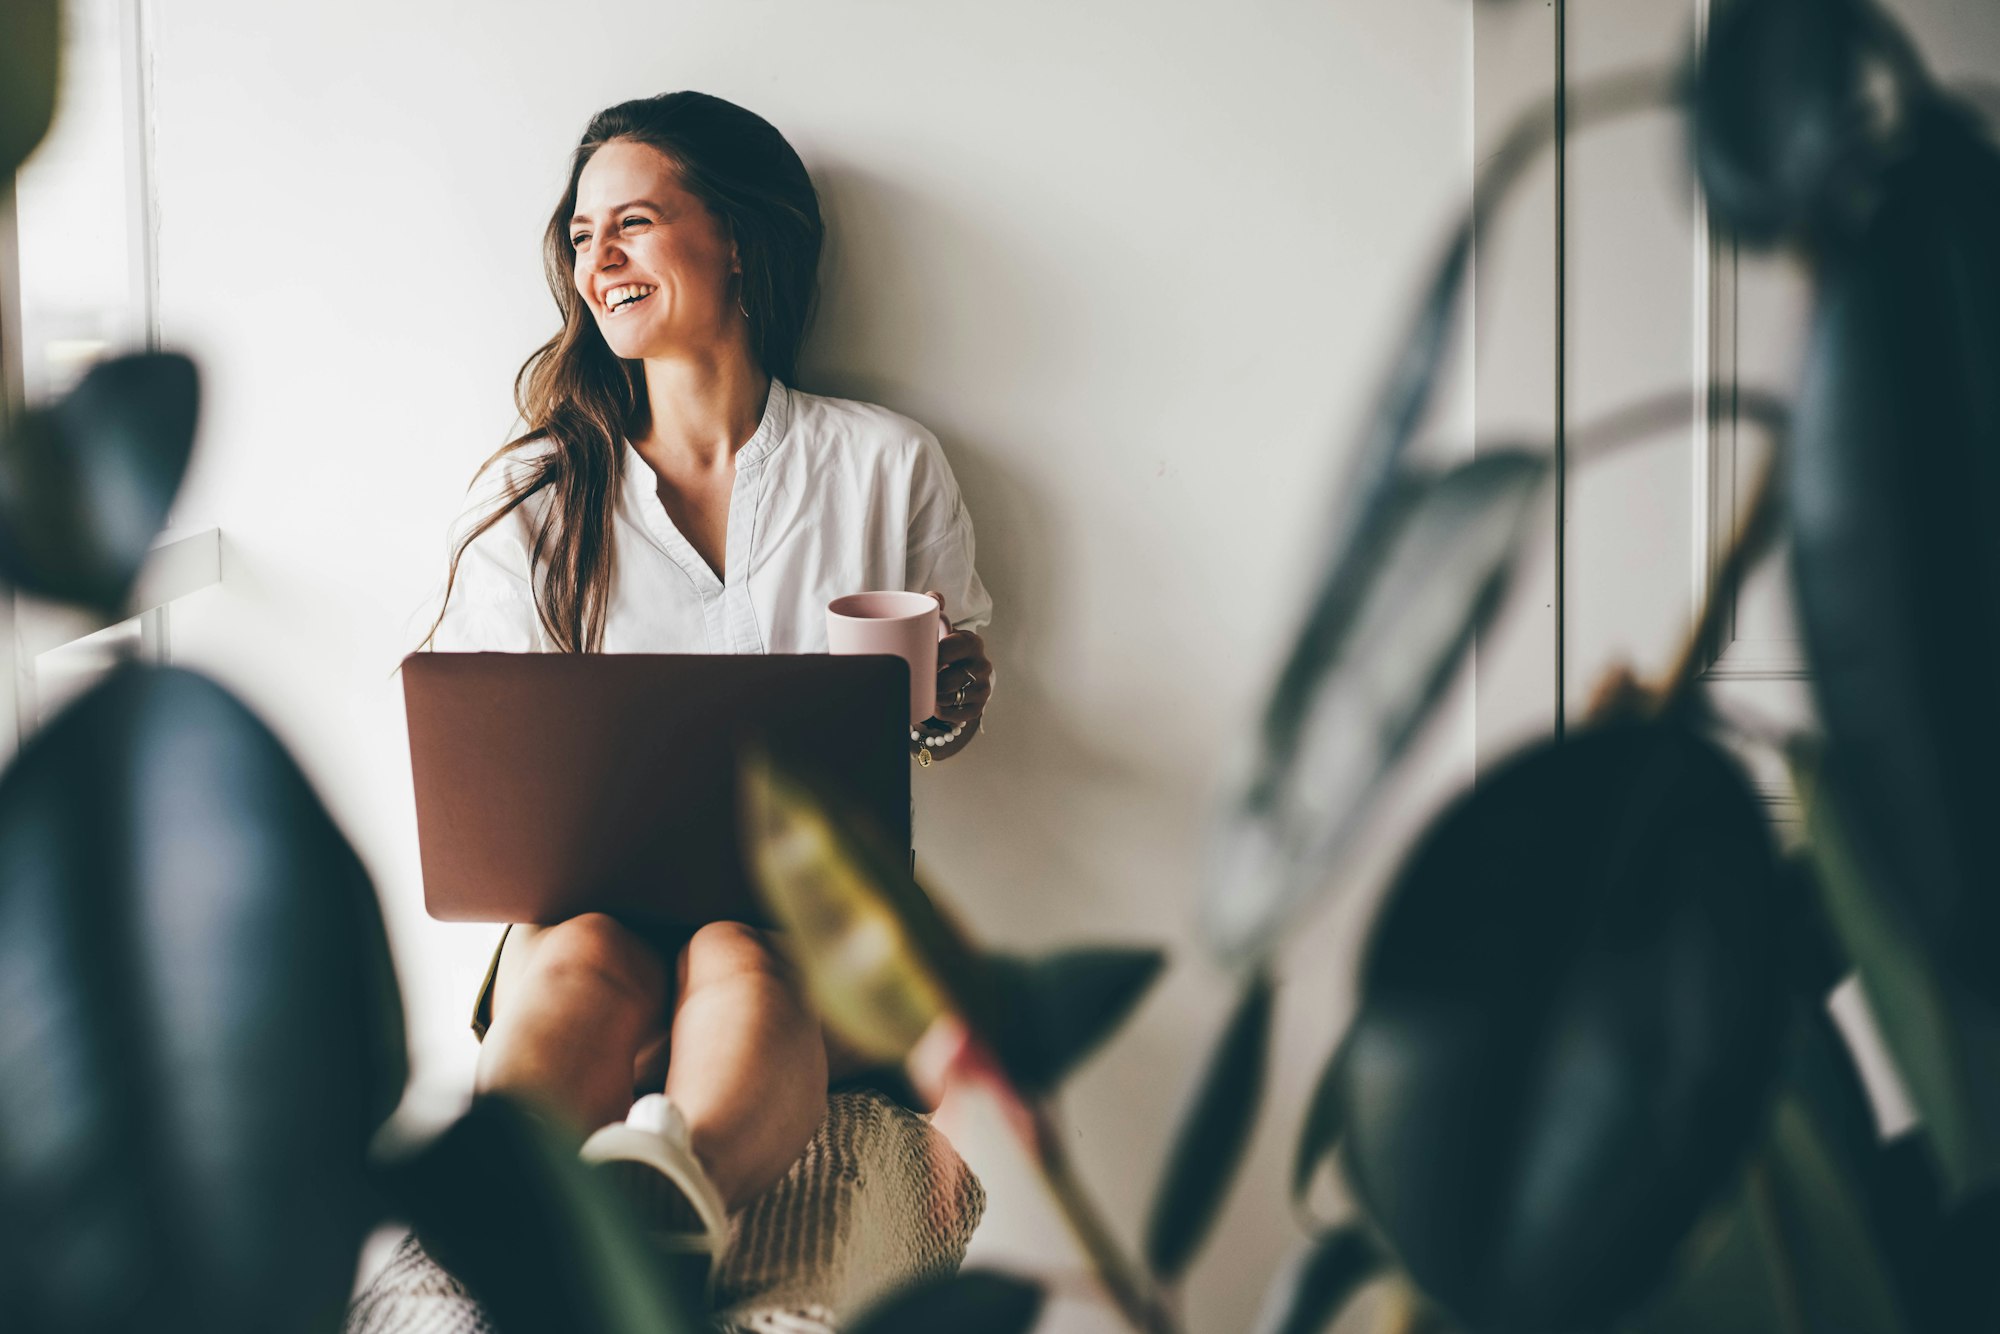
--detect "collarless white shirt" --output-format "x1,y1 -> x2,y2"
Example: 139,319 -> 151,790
429,379 -> 992,655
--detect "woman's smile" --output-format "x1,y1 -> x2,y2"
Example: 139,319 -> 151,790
601,282 -> 657,315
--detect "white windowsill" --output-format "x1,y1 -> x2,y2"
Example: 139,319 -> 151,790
15,525 -> 221,658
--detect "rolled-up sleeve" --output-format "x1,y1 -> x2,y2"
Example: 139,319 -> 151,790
904,429 -> 992,633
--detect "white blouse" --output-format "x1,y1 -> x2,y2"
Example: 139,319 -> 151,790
429,379 -> 991,655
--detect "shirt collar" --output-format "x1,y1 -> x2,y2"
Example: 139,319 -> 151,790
736,376 -> 791,466
619,375 -> 791,474
618,375 -> 791,502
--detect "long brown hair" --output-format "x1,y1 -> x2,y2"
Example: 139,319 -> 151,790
425,92 -> 823,652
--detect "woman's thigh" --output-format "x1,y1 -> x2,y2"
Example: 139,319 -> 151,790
668,924 -> 898,1092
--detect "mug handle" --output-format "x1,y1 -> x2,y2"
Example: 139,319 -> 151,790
925,590 -> 953,641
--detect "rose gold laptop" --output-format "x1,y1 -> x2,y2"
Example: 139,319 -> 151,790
402,652 -> 911,928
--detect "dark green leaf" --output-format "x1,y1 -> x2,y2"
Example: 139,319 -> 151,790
1690,0 -> 1911,245
1750,1091 -> 1911,1332
1205,452 -> 1549,964
1773,852 -> 1847,1001
1792,746 -> 2000,1201
1787,102 -> 2000,1013
0,352 -> 201,613
0,0 -> 59,179
0,666 -> 407,1331
1698,1006 -> 1998,1334
1759,1005 -> 1911,1333
1335,720 -> 1784,1332
375,1095 -> 706,1334
1250,1228 -> 1383,1334
848,1269 -> 1044,1334
1632,936 -> 1920,1334
1625,1062 -> 1911,1334
987,947 -> 1165,1096
1144,972 -> 1274,1280
1623,1188 -> 1796,1334
1862,1139 -> 2000,1333
1292,1040 -> 1348,1206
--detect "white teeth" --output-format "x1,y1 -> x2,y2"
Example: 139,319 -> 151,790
603,283 -> 656,312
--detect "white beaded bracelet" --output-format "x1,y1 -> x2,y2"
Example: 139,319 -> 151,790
910,720 -> 965,749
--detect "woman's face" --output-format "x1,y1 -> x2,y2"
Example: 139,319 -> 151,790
569,138 -> 741,362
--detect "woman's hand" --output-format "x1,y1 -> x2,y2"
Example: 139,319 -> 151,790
934,628 -> 992,725
922,590 -> 992,757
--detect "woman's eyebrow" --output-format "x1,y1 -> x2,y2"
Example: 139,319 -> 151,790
570,199 -> 661,226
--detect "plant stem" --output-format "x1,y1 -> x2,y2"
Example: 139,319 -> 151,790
1016,1096 -> 1183,1334
1746,1158 -> 1810,1334
947,1032 -> 1177,1332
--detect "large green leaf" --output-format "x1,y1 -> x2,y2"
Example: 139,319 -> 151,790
740,748 -> 988,1065
1628,1010 -> 1934,1334
1786,101 -> 2000,1012
1333,719 -> 1784,1332
0,0 -> 59,180
1249,1228 -> 1384,1334
1861,1137 -> 2000,1332
1793,745 -> 2000,1201
1690,0 -> 1902,246
0,666 -> 407,1330
1738,1007 -> 1997,1334
1292,1040 -> 1348,1206
1623,1187 -> 1795,1334
1143,972 -> 1274,1281
1625,1111 -> 1910,1334
1725,1104 -> 1908,1333
847,1270 -> 1044,1334
1205,452 -> 1548,964
987,947 -> 1166,1097
374,1095 -> 706,1334
0,353 -> 201,614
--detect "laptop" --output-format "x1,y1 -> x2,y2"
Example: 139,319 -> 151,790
402,652 -> 911,928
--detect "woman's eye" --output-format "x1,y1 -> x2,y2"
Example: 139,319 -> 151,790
621,216 -> 651,230
570,234 -> 590,248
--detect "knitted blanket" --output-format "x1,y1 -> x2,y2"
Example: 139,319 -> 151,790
345,1090 -> 985,1334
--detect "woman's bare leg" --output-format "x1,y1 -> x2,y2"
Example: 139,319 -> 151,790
477,916 -> 881,1213
475,913 -> 669,1135
665,922 -> 828,1210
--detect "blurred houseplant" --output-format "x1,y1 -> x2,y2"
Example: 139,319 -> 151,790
747,0 -> 2000,1330
5,0 -> 2000,1332
0,5 -> 712,1332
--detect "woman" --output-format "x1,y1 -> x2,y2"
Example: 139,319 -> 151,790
424,91 -> 993,1266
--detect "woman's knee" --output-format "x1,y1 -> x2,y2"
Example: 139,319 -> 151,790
678,920 -> 793,995
517,912 -> 668,1009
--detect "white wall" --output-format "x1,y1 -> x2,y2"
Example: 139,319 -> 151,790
151,3 -> 1474,1328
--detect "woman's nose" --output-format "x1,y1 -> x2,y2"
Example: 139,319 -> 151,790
588,239 -> 626,275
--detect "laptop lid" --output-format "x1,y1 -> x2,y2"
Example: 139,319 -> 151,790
403,652 -> 911,928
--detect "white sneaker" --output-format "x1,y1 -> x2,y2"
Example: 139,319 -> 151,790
580,1093 -> 730,1260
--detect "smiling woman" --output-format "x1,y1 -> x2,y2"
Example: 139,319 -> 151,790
425,93 -> 831,654
416,91 -> 994,1292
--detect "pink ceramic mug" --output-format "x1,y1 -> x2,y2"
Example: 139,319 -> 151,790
826,591 -> 951,725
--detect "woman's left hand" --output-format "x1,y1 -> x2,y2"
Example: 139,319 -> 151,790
934,628 -> 993,727
925,591 -> 993,731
